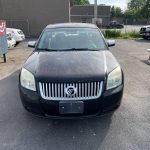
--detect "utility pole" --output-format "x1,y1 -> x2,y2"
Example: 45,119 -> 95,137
94,0 -> 98,19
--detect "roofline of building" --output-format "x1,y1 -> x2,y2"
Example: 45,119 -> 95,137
71,15 -> 110,18
72,4 -> 111,7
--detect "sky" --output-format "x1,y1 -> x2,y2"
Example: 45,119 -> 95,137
89,0 -> 128,10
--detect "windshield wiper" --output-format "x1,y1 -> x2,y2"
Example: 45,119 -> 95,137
37,48 -> 100,51
37,48 -> 60,51
64,48 -> 99,51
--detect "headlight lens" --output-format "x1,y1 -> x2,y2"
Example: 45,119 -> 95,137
20,68 -> 36,91
107,66 -> 122,90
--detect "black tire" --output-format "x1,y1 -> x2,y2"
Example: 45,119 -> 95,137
118,25 -> 124,29
15,42 -> 20,46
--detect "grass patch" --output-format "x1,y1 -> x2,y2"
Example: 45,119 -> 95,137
128,30 -> 140,38
102,29 -> 121,38
102,29 -> 140,39
121,34 -> 131,39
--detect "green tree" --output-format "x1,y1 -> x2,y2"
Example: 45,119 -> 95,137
115,7 -> 123,17
111,6 -> 115,18
141,0 -> 150,22
124,9 -> 134,19
73,0 -> 89,5
128,0 -> 146,10
125,0 -> 147,20
111,6 -> 123,18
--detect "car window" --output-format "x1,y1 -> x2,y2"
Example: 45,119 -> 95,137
38,28 -> 107,51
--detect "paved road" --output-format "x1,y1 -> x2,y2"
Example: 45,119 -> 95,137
0,39 -> 150,150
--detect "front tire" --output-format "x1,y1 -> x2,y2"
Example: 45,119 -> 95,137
15,42 -> 20,46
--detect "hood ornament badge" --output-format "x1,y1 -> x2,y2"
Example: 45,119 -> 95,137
65,86 -> 77,96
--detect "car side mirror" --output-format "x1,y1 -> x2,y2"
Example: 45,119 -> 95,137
107,40 -> 116,47
28,41 -> 36,48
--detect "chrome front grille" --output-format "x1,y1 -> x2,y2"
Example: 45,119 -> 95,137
39,81 -> 103,101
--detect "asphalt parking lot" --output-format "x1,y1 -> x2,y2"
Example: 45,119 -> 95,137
0,39 -> 150,150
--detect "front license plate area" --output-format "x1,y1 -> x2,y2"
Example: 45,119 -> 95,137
59,101 -> 84,114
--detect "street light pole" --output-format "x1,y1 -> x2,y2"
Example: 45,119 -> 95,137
94,0 -> 98,19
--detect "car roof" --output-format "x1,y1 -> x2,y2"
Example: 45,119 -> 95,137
46,23 -> 98,29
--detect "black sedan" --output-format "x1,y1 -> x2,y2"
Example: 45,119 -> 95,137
108,21 -> 124,29
19,23 -> 124,118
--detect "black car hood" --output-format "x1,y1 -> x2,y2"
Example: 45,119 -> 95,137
24,50 -> 119,82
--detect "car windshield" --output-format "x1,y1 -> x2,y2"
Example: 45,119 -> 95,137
37,27 -> 107,51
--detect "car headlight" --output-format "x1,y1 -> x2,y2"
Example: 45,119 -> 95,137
20,68 -> 36,91
106,66 -> 122,90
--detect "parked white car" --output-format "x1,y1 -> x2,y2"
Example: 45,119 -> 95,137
7,32 -> 16,49
6,28 -> 25,43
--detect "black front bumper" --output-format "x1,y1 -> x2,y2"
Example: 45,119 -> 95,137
19,85 -> 123,118
140,32 -> 150,37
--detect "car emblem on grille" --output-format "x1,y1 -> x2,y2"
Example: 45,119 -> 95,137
65,86 -> 77,96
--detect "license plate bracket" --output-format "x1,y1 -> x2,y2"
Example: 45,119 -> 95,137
59,101 -> 84,114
